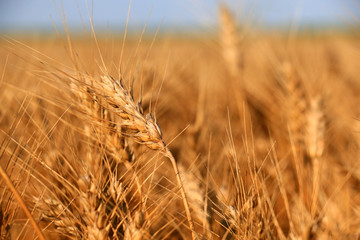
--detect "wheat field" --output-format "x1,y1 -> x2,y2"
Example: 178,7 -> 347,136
0,5 -> 360,240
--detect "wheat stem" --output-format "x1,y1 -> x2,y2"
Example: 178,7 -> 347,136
0,165 -> 46,240
163,149 -> 197,240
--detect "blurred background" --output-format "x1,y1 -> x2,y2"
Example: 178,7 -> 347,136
0,0 -> 359,34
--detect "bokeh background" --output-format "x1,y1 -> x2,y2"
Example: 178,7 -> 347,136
0,0 -> 359,34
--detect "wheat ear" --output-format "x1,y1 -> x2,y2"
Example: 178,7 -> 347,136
219,4 -> 241,77
280,62 -> 308,202
306,96 -> 325,217
78,175 -> 110,240
281,62 -> 307,153
88,75 -> 197,239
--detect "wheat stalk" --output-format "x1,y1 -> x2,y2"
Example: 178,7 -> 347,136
79,75 -> 197,239
178,164 -> 212,238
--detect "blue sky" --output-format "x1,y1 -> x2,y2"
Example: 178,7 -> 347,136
0,0 -> 358,33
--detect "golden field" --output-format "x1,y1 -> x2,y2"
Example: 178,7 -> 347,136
1,8 -> 360,240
